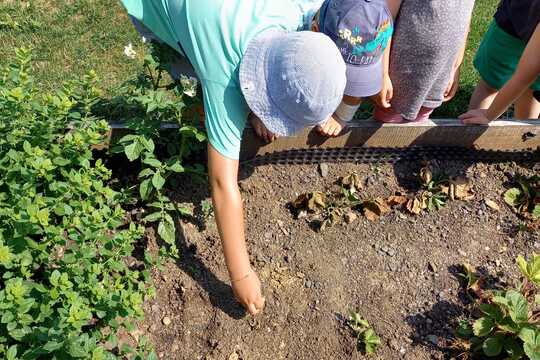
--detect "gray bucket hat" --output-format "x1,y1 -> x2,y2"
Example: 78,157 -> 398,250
239,29 -> 347,137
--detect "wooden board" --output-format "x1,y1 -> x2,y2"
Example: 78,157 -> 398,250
239,119 -> 540,160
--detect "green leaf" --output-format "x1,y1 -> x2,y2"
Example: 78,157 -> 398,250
363,328 -> 381,354
473,317 -> 494,337
519,326 -> 536,345
143,212 -> 162,223
479,304 -> 503,322
504,337 -> 524,358
533,204 -> 540,218
524,330 -> 540,360
6,345 -> 17,360
504,188 -> 523,207
139,179 -> 153,201
152,172 -> 165,191
168,162 -> 184,173
43,340 -> 63,352
482,336 -> 503,357
138,168 -> 154,178
517,255 -> 529,278
124,142 -> 142,162
143,157 -> 161,168
147,352 -> 158,360
456,320 -> 473,338
507,290 -> 528,323
158,220 -> 176,245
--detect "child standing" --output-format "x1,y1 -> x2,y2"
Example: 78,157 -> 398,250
468,0 -> 540,119
373,0 -> 475,123
461,21 -> 540,123
313,0 -> 396,136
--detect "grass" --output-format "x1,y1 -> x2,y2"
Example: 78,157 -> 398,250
0,0 -> 500,117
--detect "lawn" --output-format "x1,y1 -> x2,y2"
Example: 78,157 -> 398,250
0,0 -> 499,117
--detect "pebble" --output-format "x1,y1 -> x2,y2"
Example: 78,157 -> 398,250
162,316 -> 171,326
318,163 -> 329,177
305,280 -> 313,289
426,335 -> 438,346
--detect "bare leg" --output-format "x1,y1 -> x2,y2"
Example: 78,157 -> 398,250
468,79 -> 499,110
514,89 -> 540,119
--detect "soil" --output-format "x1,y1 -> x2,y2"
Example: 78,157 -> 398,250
135,159 -> 540,360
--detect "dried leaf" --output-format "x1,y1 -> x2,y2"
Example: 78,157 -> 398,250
363,198 -> 391,221
451,178 -> 475,201
344,211 -> 358,224
341,172 -> 363,194
485,199 -> 500,212
387,194 -> 408,207
308,191 -> 326,210
420,166 -> 433,185
292,194 -> 309,209
406,198 -> 422,215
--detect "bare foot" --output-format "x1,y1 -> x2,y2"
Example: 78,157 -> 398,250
249,113 -> 277,143
316,115 -> 347,137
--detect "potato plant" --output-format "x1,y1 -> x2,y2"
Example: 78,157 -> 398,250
0,49 -> 157,359
106,41 -> 207,258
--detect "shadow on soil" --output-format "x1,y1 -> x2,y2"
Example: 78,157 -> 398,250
405,264 -> 507,359
170,175 -> 248,320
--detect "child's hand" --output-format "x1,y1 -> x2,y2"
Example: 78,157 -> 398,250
231,269 -> 266,315
444,67 -> 461,102
374,75 -> 393,108
459,109 -> 491,124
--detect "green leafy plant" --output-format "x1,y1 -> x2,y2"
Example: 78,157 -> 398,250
504,176 -> 540,220
347,311 -> 381,354
0,48 -> 157,358
108,41 -> 207,257
454,255 -> 540,359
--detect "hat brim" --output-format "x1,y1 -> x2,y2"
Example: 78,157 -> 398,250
344,57 -> 384,98
240,30 -> 310,137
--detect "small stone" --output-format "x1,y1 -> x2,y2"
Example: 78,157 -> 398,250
458,250 -> 467,257
264,231 -> 272,240
228,352 -> 240,360
305,280 -> 313,289
426,335 -> 439,346
162,316 -> 171,326
318,163 -> 329,178
400,347 -> 406,355
344,212 -> 358,224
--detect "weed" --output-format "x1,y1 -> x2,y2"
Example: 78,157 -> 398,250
348,311 -> 381,354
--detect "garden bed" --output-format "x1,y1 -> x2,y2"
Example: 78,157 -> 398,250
137,159 -> 539,359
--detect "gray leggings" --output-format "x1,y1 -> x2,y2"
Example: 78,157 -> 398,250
129,16 -> 198,80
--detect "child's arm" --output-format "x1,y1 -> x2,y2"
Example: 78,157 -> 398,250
460,23 -> 540,123
444,39 -> 467,101
373,0 -> 402,108
208,144 -> 265,315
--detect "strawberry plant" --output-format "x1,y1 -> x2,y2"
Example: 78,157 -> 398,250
453,255 -> 540,359
0,48 -> 157,358
347,311 -> 381,354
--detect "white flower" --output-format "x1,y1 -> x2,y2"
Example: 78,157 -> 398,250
123,43 -> 136,59
180,75 -> 198,97
141,36 -> 147,44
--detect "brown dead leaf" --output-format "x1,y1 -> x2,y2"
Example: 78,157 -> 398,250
406,198 -> 422,215
387,194 -> 408,207
292,192 -> 326,212
341,172 -> 363,193
362,198 -> 391,221
451,178 -> 475,201
344,211 -> 358,224
420,166 -> 433,185
485,199 -> 500,212
308,191 -> 326,210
